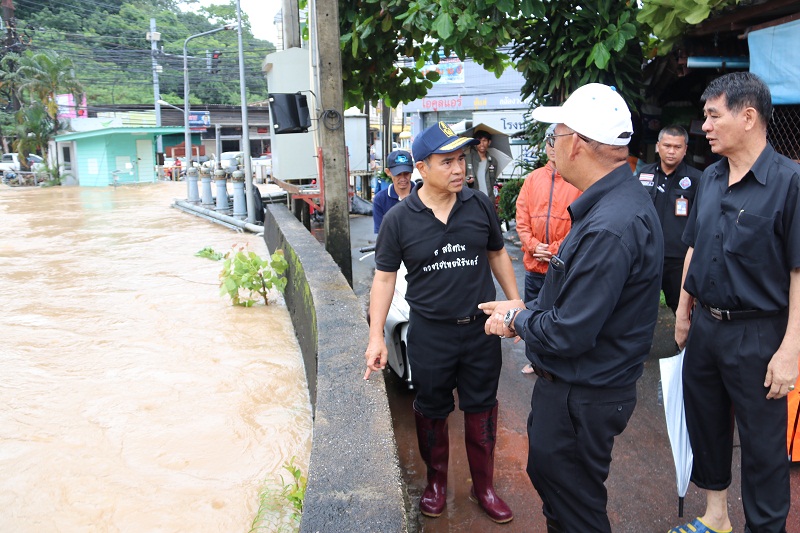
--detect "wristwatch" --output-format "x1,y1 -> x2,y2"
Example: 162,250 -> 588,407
503,307 -> 524,333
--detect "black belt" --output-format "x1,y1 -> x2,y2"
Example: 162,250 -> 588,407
700,303 -> 783,321
531,365 -> 556,382
451,314 -> 483,325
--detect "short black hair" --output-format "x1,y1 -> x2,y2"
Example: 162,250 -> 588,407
658,125 -> 688,144
473,130 -> 492,140
701,72 -> 772,124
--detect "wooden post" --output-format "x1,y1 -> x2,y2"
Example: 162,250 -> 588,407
310,0 -> 353,286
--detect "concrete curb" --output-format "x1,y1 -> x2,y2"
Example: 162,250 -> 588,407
264,205 -> 407,532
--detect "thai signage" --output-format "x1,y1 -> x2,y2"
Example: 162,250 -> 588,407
421,57 -> 465,84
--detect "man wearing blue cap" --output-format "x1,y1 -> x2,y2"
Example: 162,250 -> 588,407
364,121 -> 520,523
372,150 -> 416,233
481,84 -> 664,532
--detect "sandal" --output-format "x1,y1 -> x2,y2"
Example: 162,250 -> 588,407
521,363 -> 535,374
667,517 -> 732,533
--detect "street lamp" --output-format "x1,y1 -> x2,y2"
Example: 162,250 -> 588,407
183,23 -> 237,202
157,99 -> 182,113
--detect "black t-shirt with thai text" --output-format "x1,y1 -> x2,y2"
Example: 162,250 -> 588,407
375,185 -> 504,320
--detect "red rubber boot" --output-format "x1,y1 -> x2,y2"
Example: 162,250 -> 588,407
464,403 -> 513,524
414,405 -> 449,517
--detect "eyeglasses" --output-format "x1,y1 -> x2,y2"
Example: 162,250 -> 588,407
545,132 -> 574,147
545,131 -> 595,147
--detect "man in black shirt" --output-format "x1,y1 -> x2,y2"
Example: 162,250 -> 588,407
637,125 -> 702,313
364,121 -> 520,523
669,73 -> 800,533
480,83 -> 664,532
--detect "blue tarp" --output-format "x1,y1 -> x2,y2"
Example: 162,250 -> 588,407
748,19 -> 800,105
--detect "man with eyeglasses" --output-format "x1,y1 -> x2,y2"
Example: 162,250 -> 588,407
515,123 -> 581,374
636,125 -> 702,314
364,122 -> 520,523
480,83 -> 663,532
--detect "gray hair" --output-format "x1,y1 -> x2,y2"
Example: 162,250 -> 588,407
702,72 -> 772,125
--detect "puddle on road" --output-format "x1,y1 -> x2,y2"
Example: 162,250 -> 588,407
0,182 -> 311,532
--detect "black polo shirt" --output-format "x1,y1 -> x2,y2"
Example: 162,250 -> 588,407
682,143 -> 800,311
512,164 -> 664,388
375,184 -> 504,320
637,160 -> 702,258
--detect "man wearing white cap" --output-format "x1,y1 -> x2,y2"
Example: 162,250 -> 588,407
480,83 -> 664,532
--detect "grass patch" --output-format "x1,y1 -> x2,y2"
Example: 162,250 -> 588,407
249,457 -> 307,532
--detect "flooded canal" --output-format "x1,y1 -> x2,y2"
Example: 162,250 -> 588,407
0,182 -> 312,532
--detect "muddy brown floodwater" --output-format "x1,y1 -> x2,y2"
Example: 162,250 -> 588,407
0,182 -> 312,532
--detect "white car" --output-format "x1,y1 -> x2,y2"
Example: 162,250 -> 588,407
0,153 -> 44,175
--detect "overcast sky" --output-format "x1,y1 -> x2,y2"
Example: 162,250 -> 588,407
192,0 -> 281,46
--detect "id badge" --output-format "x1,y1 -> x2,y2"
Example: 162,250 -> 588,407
675,197 -> 689,217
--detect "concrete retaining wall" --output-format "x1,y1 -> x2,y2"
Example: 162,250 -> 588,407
264,205 -> 407,532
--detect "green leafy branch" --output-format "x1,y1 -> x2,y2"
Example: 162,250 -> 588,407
196,246 -> 225,261
196,245 -> 289,307
637,0 -> 740,56
249,457 -> 307,532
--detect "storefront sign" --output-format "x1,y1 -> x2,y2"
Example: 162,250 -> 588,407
421,57 -> 465,84
422,96 -> 464,110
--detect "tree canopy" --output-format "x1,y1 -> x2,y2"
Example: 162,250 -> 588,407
337,0 -> 644,114
637,0 -> 740,56
337,0 -> 732,114
338,0 -> 531,109
3,0 -> 276,106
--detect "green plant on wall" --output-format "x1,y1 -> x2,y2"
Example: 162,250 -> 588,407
249,457 -> 307,532
196,245 -> 288,307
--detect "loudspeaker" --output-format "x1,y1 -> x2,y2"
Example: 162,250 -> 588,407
269,93 -> 311,134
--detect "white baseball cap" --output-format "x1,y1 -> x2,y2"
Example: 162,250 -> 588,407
532,83 -> 633,146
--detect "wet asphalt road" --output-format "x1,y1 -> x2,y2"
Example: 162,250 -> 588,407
345,213 -> 799,533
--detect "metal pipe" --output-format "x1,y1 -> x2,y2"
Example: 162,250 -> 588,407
235,0 -> 255,223
686,56 -> 749,69
172,199 -> 264,233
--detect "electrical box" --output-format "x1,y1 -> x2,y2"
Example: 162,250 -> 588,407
344,111 -> 368,171
269,93 -> 311,134
264,48 -> 317,181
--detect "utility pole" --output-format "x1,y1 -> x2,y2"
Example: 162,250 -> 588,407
310,0 -> 352,286
1,0 -> 13,44
235,0 -> 255,223
1,0 -> 20,153
281,0 -> 300,50
381,101 -> 391,165
148,19 -> 163,156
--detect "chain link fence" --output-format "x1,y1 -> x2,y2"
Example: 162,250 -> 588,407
769,105 -> 800,161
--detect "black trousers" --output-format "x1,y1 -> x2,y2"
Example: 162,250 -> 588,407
684,306 -> 790,533
526,377 -> 636,533
662,256 -> 685,314
407,311 -> 501,419
524,271 -> 546,304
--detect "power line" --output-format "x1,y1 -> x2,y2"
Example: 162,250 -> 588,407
8,4 -> 275,105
